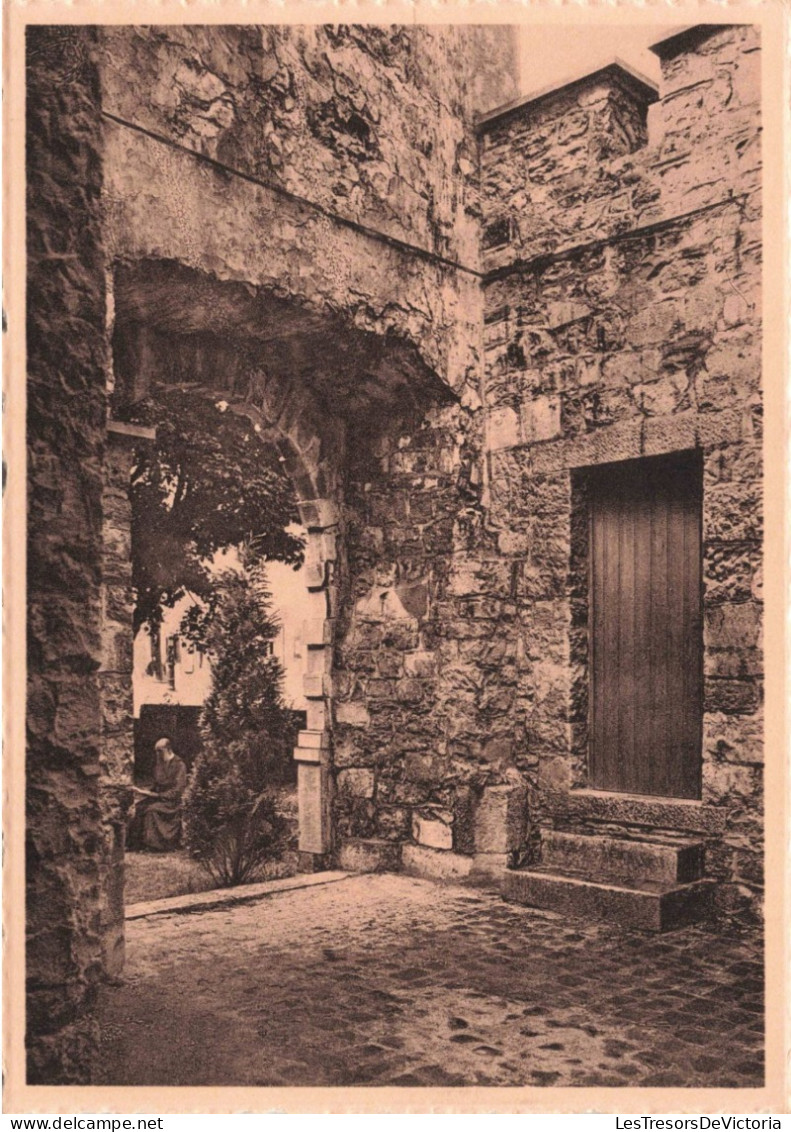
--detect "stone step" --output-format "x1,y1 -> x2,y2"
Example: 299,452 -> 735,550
503,868 -> 715,932
541,829 -> 705,887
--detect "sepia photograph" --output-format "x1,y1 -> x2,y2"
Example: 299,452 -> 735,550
5,0 -> 788,1113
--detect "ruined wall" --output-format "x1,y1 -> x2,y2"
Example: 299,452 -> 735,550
26,26 -> 112,1082
478,25 -> 762,921
334,395 -> 533,879
98,25 -> 519,393
480,64 -> 657,267
99,25 -> 516,260
94,24 -> 522,878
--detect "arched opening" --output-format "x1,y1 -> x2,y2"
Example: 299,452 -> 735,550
99,253 -> 457,968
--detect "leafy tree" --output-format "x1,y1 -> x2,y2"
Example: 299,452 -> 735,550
182,559 -> 300,886
129,388 -> 304,634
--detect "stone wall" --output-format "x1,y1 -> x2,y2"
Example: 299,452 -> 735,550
99,25 -> 517,261
26,26 -> 112,1082
93,24 -> 521,881
25,21 -> 763,1085
98,25 -> 519,393
478,24 -> 762,923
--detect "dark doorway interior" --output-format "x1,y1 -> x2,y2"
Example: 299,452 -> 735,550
588,449 -> 703,799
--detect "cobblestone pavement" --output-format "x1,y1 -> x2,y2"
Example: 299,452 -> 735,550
96,874 -> 763,1088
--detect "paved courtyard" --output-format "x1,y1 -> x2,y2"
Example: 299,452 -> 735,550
96,873 -> 763,1088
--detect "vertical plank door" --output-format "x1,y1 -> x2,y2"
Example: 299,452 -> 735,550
589,451 -> 703,799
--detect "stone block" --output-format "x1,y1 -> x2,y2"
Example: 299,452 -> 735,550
641,412 -> 697,457
297,729 -> 329,750
702,761 -> 760,807
298,761 -> 331,854
338,838 -> 401,874
334,701 -> 370,728
521,395 -> 561,443
375,806 -> 411,840
303,561 -> 326,589
306,700 -> 327,732
485,406 -> 520,451
557,789 -> 727,834
307,647 -> 332,678
703,710 -> 763,766
401,843 -> 473,881
695,408 -> 743,448
404,752 -> 447,784
542,830 -> 705,886
303,673 -> 331,699
504,871 -> 715,932
704,481 -> 762,541
473,784 -> 527,853
300,498 -> 339,530
413,810 -> 454,850
704,602 -> 762,651
470,853 -> 511,880
303,618 -> 331,648
704,677 -> 760,716
537,755 -> 572,792
403,650 -> 436,678
336,768 -> 375,799
566,419 -> 642,468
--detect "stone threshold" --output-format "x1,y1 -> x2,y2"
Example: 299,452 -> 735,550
125,871 -> 350,920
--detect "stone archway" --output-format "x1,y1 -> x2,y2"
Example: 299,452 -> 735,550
100,253 -> 460,968
107,399 -> 342,878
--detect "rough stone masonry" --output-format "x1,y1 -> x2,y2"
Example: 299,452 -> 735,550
25,23 -> 762,1082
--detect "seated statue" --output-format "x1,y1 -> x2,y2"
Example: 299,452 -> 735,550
128,737 -> 188,852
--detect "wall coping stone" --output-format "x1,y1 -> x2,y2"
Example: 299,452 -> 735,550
649,24 -> 735,61
476,60 -> 658,132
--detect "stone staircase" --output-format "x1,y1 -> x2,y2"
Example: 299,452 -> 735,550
504,828 -> 715,931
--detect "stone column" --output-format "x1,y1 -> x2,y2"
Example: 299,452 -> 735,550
98,419 -> 155,974
293,501 -> 339,869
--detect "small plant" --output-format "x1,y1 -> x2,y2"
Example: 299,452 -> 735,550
182,559 -> 299,887
183,741 -> 289,887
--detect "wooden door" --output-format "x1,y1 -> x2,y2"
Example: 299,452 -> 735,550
588,451 -> 703,799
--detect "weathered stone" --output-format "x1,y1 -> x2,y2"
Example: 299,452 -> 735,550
412,810 -> 454,850
505,871 -> 715,932
338,838 -> 401,874
25,20 -> 764,1086
485,406 -> 520,451
336,768 -> 376,799
401,844 -> 474,881
335,702 -> 371,728
704,603 -> 762,651
26,25 -> 114,1084
298,762 -> 332,854
470,853 -> 511,880
474,785 -> 527,853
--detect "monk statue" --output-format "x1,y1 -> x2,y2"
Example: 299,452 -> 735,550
128,737 -> 188,852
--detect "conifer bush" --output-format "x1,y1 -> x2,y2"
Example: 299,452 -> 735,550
182,560 -> 299,886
